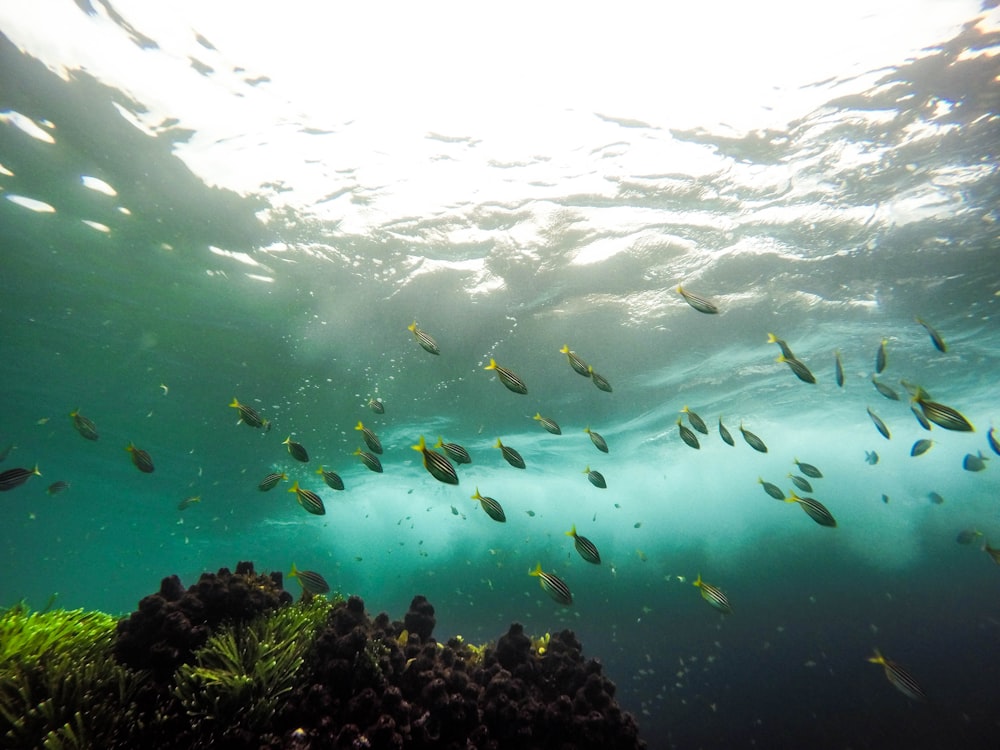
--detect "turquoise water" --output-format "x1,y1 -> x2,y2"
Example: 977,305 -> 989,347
2,4 -> 1000,746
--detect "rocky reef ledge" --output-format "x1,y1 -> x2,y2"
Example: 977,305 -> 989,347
1,561 -> 645,749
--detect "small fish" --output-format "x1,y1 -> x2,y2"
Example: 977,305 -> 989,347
989,427 -> 1000,457
283,436 -> 309,462
871,376 -> 899,401
928,491 -> 945,505
867,407 -> 891,440
355,421 -> 383,454
559,345 -> 590,376
125,442 -> 155,473
565,524 -> 601,564
788,474 -> 813,493
288,481 -> 326,515
834,350 -> 845,387
584,426 -> 609,453
289,563 -> 330,595
962,452 -> 988,472
794,459 -> 823,478
0,443 -> 14,462
718,417 -> 734,446
955,528 -> 982,545
681,406 -> 708,435
677,418 -> 700,450
758,477 -> 785,500
69,409 -> 99,441
984,540 -> 1000,565
881,493 -> 890,504
177,494 -> 201,510
875,338 -> 888,374
525,510 -> 536,517
915,317 -> 946,353
865,451 -> 879,465
46,480 -> 70,496
677,285 -> 719,314
867,649 -> 926,702
693,574 -> 732,614
316,466 -> 345,491
633,521 -> 642,528
588,366 -> 613,393
777,355 -> 816,384
484,358 -> 528,394
435,437 -> 471,464
916,397 -> 974,432
739,423 -> 768,453
495,438 -> 525,469
258,472 -> 287,491
584,466 -> 607,489
910,404 -> 932,431
354,447 -> 383,473
368,398 -> 385,414
766,333 -> 796,360
636,549 -> 648,562
787,492 -> 837,527
229,398 -> 268,429
408,321 -> 440,355
910,439 -> 933,457
412,435 -> 459,484
533,413 -> 561,435
471,487 -> 505,522
529,563 -> 572,605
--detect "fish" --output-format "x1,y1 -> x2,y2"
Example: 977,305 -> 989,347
177,495 -> 200,510
525,510 -> 536,517
69,409 -> 99,441
871,376 -> 899,401
46,480 -> 70,496
565,524 -> 601,564
533,413 -> 561,435
283,436 -> 309,462
928,491 -> 945,505
471,487 -> 505,522
681,406 -> 708,435
125,443 -> 155,473
584,466 -> 607,489
0,443 -> 13,463
767,333 -> 796,360
289,563 -> 330,595
867,649 -> 926,702
316,466 -> 345,491
450,505 -> 460,516
758,478 -> 785,500
881,494 -> 890,504
677,418 -> 700,450
834,350 -> 845,387
677,285 -> 719,314
915,398 -> 974,432
288,481 -> 326,515
584,426 -> 609,453
955,528 -> 982,545
865,451 -> 879,465
408,321 -> 440,355
900,379 -> 931,401
588,366 -> 613,393
412,435 -> 459,484
355,421 -> 383,454
989,427 -> 1000,457
739,423 -> 768,453
484,358 -> 528,394
866,407 -> 891,440
910,439 -> 933,457
962,452 -> 988,472
777,355 -> 816,384
693,574 -> 732,614
875,338 -> 888,374
354,447 -> 383,473
787,492 -> 837,527
529,563 -> 573,605
258,472 -> 287,491
435,437 -> 471,464
559,345 -> 590,377
229,398 -> 268,429
496,439 -> 525,469
985,540 -> 1000,565
368,398 -> 385,414
794,459 -> 823,478
910,404 -> 932,431
718,417 -> 734,446
788,474 -> 813,493
915,317 -> 946,353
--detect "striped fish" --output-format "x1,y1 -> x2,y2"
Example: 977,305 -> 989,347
910,439 -> 933,457
693,574 -> 732,614
868,649 -> 926,701
289,563 -> 330,595
788,474 -> 813,493
354,447 -> 383,473
915,317 -> 947,353
677,285 -> 719,314
718,417 -> 735,446
533,413 -> 561,434
283,436 -> 309,462
681,406 -> 708,435
875,338 -> 888,374
288,481 -> 326,515
758,477 -> 785,500
588,366 -> 613,393
412,435 -> 458,484
435,437 -> 471,464
916,397 -> 974,432
125,443 -> 155,473
47,480 -> 71,496
316,466 -> 345,490
0,465 -> 40,491
258,471 -> 287,491
867,407 -> 891,440
484,358 -> 527,394
566,524 -> 601,564
787,492 -> 837,527
355,421 -> 383,454
69,409 -> 99,441
529,563 -> 572,605
408,321 -> 440,355
584,466 -> 607,489
229,398 -> 267,429
585,426 -> 609,453
871,376 -> 899,401
677,419 -> 700,450
767,333 -> 795,360
559,345 -> 590,376
739,423 -> 768,453
496,439 -> 525,469
777,355 -> 816,384
794,459 -> 823,478
368,398 -> 385,414
472,487 -> 505,522
834,350 -> 845,387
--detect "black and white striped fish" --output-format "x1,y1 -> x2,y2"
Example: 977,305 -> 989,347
693,574 -> 732,614
408,321 -> 440,355
868,649 -> 926,701
288,481 -> 326,515
412,435 -> 458,484
677,285 -> 719,314
472,487 -> 505,522
484,358 -> 527,394
529,563 -> 572,605
565,525 -> 601,564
